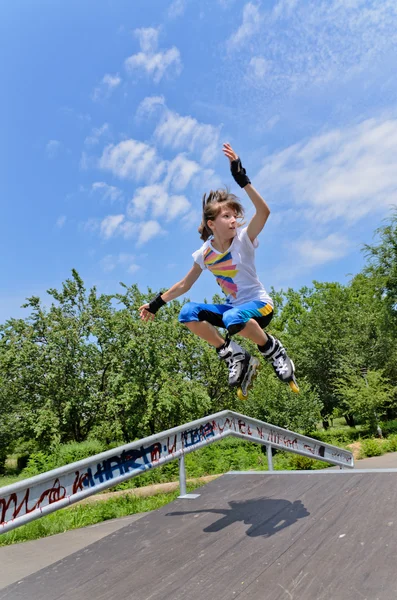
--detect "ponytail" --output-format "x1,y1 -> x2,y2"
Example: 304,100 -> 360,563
198,188 -> 244,241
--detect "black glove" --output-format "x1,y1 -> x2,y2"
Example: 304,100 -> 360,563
230,157 -> 251,188
147,293 -> 166,314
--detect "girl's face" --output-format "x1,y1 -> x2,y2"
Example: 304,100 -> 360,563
208,205 -> 238,241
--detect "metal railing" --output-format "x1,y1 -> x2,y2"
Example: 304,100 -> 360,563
0,410 -> 353,533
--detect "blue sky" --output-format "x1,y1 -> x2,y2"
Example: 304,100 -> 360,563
2,0 -> 397,322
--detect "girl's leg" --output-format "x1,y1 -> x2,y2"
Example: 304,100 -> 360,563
178,301 -> 230,347
185,321 -> 224,347
178,302 -> 251,387
237,318 -> 269,345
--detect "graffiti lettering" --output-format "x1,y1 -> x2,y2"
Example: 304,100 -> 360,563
0,479 -> 66,526
0,411 -> 354,531
268,430 -> 299,450
183,422 -> 215,448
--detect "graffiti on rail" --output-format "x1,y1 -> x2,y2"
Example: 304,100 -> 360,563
0,420 -> 221,526
267,429 -> 299,450
0,478 -> 66,526
0,412 -> 353,529
183,422 -> 215,448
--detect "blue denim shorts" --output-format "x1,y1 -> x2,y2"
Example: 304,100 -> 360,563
178,300 -> 273,333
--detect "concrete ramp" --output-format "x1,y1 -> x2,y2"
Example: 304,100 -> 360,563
1,471 -> 396,600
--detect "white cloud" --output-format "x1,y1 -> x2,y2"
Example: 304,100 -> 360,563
56,215 -> 66,228
99,139 -> 166,182
46,140 -> 61,159
154,110 -> 221,164
101,253 -> 139,273
256,115 -> 397,224
92,182 -> 123,203
92,73 -> 121,101
100,214 -> 125,239
273,0 -> 298,19
291,234 -> 350,268
119,221 -> 138,239
228,3 -> 263,47
249,56 -> 270,79
125,27 -> 182,83
85,123 -> 109,146
167,195 -> 191,221
125,47 -> 182,84
191,167 -> 223,193
164,154 -> 201,191
168,0 -> 186,19
136,95 -> 165,120
82,218 -> 100,233
128,184 -> 190,221
80,152 -> 89,170
137,220 -> 163,246
266,115 -> 280,130
134,27 -> 159,53
232,0 -> 397,93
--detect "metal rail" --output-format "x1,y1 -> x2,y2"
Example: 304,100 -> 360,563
0,410 -> 353,533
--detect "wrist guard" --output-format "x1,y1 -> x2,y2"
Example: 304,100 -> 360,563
231,157 -> 251,188
147,293 -> 166,314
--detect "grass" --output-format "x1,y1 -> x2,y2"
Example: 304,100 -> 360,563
0,480 -> 206,547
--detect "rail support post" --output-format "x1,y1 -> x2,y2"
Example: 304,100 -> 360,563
267,444 -> 274,471
178,454 -> 200,499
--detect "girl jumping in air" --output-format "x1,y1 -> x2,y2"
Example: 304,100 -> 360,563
139,143 -> 298,398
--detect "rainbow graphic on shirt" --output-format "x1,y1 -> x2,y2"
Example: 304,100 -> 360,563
204,247 -> 238,299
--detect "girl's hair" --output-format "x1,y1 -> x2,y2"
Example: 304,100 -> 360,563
198,188 -> 244,242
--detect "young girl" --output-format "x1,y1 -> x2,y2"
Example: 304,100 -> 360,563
139,142 -> 298,397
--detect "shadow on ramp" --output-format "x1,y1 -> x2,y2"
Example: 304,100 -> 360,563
167,496 -> 310,537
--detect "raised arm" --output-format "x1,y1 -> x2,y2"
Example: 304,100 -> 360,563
223,142 -> 270,243
139,262 -> 202,322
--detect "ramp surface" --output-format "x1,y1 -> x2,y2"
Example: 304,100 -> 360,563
1,471 -> 396,600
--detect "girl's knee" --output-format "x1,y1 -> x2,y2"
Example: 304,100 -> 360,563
178,302 -> 200,323
222,308 -> 245,335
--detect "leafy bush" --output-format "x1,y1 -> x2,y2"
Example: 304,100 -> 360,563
311,428 -> 364,445
386,434 -> 397,452
379,420 -> 397,437
360,438 -> 384,457
22,440 -> 106,477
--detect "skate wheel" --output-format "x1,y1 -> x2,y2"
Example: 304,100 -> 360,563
289,380 -> 299,393
237,387 -> 248,401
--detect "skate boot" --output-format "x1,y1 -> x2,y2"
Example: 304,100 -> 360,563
217,339 -> 260,400
259,335 -> 299,393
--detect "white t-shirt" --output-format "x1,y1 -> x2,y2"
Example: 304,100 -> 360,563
192,227 -> 273,307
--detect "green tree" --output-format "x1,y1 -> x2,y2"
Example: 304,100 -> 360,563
335,369 -> 395,432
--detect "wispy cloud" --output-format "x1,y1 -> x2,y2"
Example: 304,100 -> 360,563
228,3 -> 263,48
92,182 -> 123,203
137,220 -> 164,246
154,109 -> 221,164
101,253 -> 139,273
163,154 -> 201,191
127,184 -> 190,221
229,0 -> 397,94
99,139 -> 166,182
291,233 -> 350,268
46,140 -> 61,159
256,115 -> 397,224
56,215 -> 66,228
100,214 -> 125,239
136,95 -> 166,120
125,27 -> 182,83
85,123 -> 110,146
92,73 -> 121,102
168,0 -> 186,19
